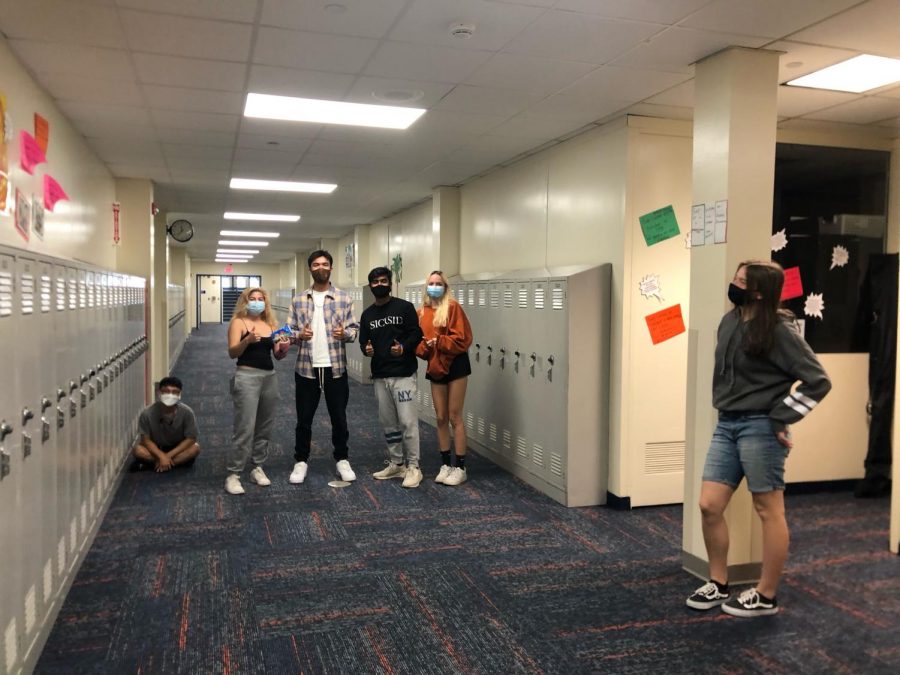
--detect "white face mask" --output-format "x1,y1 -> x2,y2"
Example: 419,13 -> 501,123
159,393 -> 180,407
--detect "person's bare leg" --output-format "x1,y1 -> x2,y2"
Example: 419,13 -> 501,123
430,383 -> 451,450
170,442 -> 201,466
699,481 -> 735,584
752,490 -> 788,598
447,377 -> 468,456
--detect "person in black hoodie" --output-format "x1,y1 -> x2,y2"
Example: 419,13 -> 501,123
686,260 -> 831,618
359,267 -> 424,488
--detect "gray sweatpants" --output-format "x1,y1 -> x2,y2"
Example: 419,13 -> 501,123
228,368 -> 279,474
374,375 -> 420,468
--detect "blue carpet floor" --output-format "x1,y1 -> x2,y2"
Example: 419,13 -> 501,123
36,324 -> 899,674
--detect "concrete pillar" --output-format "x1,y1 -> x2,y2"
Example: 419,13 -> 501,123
151,211 -> 169,386
433,186 -> 460,277
683,48 -> 780,582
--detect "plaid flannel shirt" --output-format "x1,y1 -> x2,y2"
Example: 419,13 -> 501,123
288,284 -> 359,379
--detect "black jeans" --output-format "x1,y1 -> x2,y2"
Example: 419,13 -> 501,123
294,369 -> 349,462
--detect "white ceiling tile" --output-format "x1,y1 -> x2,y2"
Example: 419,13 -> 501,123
143,85 -> 244,114
233,147 -> 303,169
107,164 -> 171,181
167,155 -> 232,171
133,54 -> 248,91
261,0 -> 409,38
119,10 -> 253,61
465,52 -> 596,95
490,111 -> 596,140
239,118 -> 325,139
878,86 -> 900,100
681,0 -> 861,39
237,133 -> 314,154
503,10 -> 662,64
0,0 -> 124,47
247,65 -> 356,100
167,170 -> 231,187
488,0 -> 556,7
769,41 -> 860,84
433,85 -> 543,117
444,134 -> 544,164
803,96 -> 900,124
364,41 -> 493,83
8,40 -> 134,79
157,128 -> 237,147
57,100 -> 153,127
526,90 -> 631,121
116,0 -> 258,22
611,27 -> 768,73
37,73 -> 145,106
388,0 -> 546,51
777,86 -> 857,118
344,76 -> 454,108
644,79 -> 694,107
555,0 -> 711,24
74,120 -> 160,142
88,137 -> 165,163
562,66 -> 691,104
404,110 -> 509,138
150,109 -> 240,132
787,0 -> 900,59
163,143 -> 233,160
253,27 -> 379,73
621,102 -> 693,121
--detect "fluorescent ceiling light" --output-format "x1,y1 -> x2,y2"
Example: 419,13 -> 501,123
230,178 -> 336,193
216,249 -> 258,255
219,240 -> 269,247
220,230 -> 280,238
224,212 -> 300,222
245,92 -> 426,130
785,54 -> 900,93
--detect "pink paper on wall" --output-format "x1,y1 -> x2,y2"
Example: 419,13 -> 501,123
43,174 -> 68,211
19,131 -> 47,174
781,266 -> 803,301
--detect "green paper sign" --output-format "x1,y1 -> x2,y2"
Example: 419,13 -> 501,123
639,205 -> 680,246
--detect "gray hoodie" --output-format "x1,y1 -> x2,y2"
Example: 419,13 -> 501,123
712,309 -> 831,433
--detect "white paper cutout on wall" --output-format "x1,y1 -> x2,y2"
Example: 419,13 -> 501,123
684,233 -> 692,249
638,274 -> 664,302
830,245 -> 849,270
804,292 -> 825,320
3,113 -> 12,142
771,229 -> 788,252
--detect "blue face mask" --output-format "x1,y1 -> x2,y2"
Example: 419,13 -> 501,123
426,285 -> 445,299
247,300 -> 265,315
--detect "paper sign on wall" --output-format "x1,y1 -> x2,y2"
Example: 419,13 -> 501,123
780,266 -> 803,301
638,274 -> 664,302
714,200 -> 727,243
34,114 -> 49,154
43,174 -> 68,211
15,188 -> 30,242
704,205 -> 715,244
690,204 -> 705,247
645,304 -> 686,345
19,131 -> 46,174
638,205 -> 680,246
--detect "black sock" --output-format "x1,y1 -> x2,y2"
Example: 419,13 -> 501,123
440,450 -> 451,466
455,454 -> 466,470
712,579 -> 729,592
756,590 -> 775,602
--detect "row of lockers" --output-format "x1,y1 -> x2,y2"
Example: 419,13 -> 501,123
406,265 -> 611,507
0,246 -> 148,675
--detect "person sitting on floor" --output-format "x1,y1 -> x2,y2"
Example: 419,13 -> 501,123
131,376 -> 201,472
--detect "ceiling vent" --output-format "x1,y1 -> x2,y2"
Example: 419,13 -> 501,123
449,23 -> 475,39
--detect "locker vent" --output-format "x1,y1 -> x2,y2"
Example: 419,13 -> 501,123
466,412 -> 474,431
404,290 -> 410,301
532,444 -> 545,468
503,288 -> 513,308
457,289 -> 464,306
644,441 -> 686,474
490,289 -> 499,307
0,271 -> 12,317
502,429 -> 511,449
78,280 -> 86,309
21,273 -> 34,315
68,280 -> 77,310
478,289 -> 486,307
550,451 -> 564,477
41,274 -> 51,313
56,278 -> 65,311
425,392 -> 431,409
89,281 -> 95,308
25,584 -> 36,634
477,417 -> 485,436
5,617 -> 18,673
489,423 -> 497,443
534,287 -> 545,309
57,538 -> 66,576
468,288 -> 474,305
417,290 -> 423,305
416,390 -> 421,404
552,286 -> 565,310
44,559 -> 53,605
80,502 -> 87,536
518,287 -> 528,308
516,436 -> 527,459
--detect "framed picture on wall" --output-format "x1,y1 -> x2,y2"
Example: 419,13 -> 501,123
32,194 -> 44,239
14,187 -> 30,241
345,243 -> 354,270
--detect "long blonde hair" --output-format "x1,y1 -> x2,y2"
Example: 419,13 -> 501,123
423,271 -> 451,327
233,287 -> 278,329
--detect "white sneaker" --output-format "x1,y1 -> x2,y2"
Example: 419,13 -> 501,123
443,466 -> 467,486
225,474 -> 244,495
249,466 -> 271,486
373,462 -> 406,480
289,461 -> 308,484
402,466 -> 423,488
435,465 -> 452,484
336,459 -> 357,482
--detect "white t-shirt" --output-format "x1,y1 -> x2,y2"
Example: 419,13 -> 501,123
311,290 -> 332,367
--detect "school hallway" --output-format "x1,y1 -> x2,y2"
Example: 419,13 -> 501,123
32,324 -> 899,674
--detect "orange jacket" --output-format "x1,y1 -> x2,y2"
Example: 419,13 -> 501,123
415,299 -> 473,378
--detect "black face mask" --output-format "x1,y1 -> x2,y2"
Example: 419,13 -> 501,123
371,284 -> 391,299
311,269 -> 330,284
728,283 -> 747,306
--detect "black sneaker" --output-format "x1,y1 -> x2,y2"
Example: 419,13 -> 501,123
722,588 -> 778,617
686,580 -> 730,610
128,459 -> 150,472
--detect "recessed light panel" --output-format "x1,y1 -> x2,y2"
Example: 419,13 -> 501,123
785,54 -> 900,93
230,177 -> 337,193
218,240 -> 270,247
220,230 -> 280,238
244,93 -> 426,130
224,212 -> 300,222
217,249 -> 258,255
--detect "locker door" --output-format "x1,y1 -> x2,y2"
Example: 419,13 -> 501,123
85,270 -> 100,522
76,267 -> 89,544
483,281 -> 504,453
525,279 -> 551,482
543,277 -> 569,489
508,281 -> 531,467
53,262 -> 71,585
492,280 -> 516,461
16,255 -> 44,645
37,257 -> 57,618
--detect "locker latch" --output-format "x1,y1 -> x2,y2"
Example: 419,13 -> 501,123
0,420 -> 11,442
41,417 -> 51,443
22,432 -> 32,458
0,450 -> 9,479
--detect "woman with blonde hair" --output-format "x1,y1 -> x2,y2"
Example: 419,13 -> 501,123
224,287 -> 290,495
416,271 -> 473,485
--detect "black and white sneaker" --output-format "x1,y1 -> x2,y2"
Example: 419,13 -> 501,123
686,580 -> 730,610
722,588 -> 778,617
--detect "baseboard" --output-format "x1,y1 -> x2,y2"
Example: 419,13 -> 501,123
605,491 -> 631,510
682,550 -> 762,585
785,479 -> 857,495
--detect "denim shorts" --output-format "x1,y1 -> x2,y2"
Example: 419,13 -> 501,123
701,412 -> 788,493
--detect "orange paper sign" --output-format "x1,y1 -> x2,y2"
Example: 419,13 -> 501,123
781,266 -> 803,301
645,304 -> 686,345
20,131 -> 47,174
34,114 -> 49,153
43,174 -> 68,211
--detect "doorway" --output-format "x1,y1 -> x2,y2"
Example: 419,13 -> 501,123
196,274 -> 262,325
